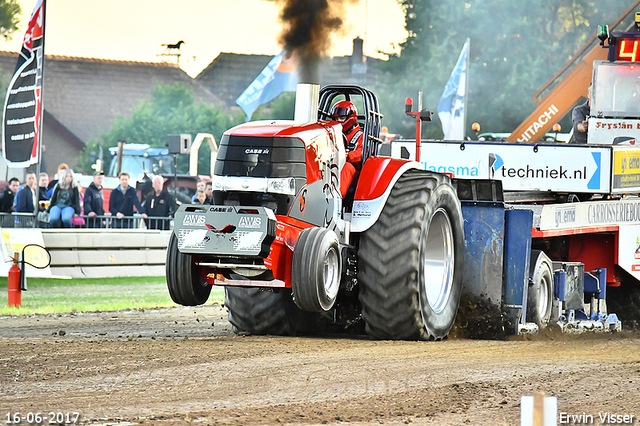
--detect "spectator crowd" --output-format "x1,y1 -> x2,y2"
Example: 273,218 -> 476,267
0,163 -> 182,230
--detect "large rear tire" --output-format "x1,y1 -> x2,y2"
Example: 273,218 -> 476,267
358,171 -> 465,340
225,287 -> 314,335
527,250 -> 554,328
292,227 -> 341,312
166,233 -> 212,306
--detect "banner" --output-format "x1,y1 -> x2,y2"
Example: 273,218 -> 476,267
437,39 -> 469,140
236,50 -> 297,121
2,0 -> 45,167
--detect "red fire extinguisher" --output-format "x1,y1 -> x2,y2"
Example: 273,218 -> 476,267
8,252 -> 21,308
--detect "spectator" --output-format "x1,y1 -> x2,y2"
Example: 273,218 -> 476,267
191,179 -> 206,203
47,163 -> 70,198
0,177 -> 20,213
83,171 -> 105,228
570,84 -> 591,144
143,175 -> 176,230
15,172 -> 38,213
194,189 -> 208,205
48,168 -> 81,228
109,172 -> 147,228
38,172 -> 49,211
205,181 -> 213,204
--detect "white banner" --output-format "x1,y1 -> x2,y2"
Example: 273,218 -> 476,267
618,225 -> 640,281
588,118 -> 640,145
391,140 -> 611,193
538,199 -> 640,230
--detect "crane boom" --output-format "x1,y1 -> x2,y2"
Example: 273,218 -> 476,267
506,0 -> 640,142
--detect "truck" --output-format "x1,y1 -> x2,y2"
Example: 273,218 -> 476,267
165,17 -> 640,339
77,134 -> 218,206
387,14 -> 640,332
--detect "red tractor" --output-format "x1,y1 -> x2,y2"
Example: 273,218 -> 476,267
166,84 -> 465,340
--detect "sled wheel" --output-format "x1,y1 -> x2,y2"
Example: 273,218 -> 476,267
225,287 -> 314,335
166,233 -> 212,306
527,250 -> 554,328
358,171 -> 465,340
292,227 -> 341,312
606,269 -> 640,329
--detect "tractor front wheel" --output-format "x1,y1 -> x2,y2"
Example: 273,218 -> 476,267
166,233 -> 212,306
291,227 -> 341,312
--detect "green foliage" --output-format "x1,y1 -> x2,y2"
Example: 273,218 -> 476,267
0,276 -> 225,316
375,0 -> 633,139
253,91 -> 296,120
0,0 -> 20,41
78,82 -> 246,175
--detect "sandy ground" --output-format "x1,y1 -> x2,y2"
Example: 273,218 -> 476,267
1,304 -> 640,425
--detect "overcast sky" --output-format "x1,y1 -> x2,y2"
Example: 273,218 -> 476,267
0,0 -> 407,77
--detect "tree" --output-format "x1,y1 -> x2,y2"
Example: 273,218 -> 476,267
0,0 -> 20,41
253,92 -> 296,121
0,0 -> 21,112
78,82 -> 245,176
374,0 -> 633,140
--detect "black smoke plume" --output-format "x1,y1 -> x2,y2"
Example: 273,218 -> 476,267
272,0 -> 356,83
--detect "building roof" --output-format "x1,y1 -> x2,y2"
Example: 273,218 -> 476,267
195,38 -> 384,108
0,52 -> 224,145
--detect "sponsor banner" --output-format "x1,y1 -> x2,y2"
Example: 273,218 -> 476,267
539,199 -> 640,231
391,140 -> 611,193
0,228 -> 52,277
2,0 -> 45,166
611,146 -> 640,192
182,214 -> 207,226
617,225 -> 640,281
587,117 -> 640,145
173,205 -> 276,257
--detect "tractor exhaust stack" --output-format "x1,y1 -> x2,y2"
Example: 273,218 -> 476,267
294,83 -> 319,124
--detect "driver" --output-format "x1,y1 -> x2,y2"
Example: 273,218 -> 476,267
331,100 -> 363,198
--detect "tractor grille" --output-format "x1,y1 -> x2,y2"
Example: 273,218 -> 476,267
214,135 -> 307,215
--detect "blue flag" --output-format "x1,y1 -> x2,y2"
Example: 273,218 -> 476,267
236,51 -> 298,121
438,39 -> 469,140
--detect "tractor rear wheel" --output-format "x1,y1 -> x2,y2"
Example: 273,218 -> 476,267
358,171 -> 465,340
166,233 -> 212,306
527,250 -> 554,328
225,287 -> 314,335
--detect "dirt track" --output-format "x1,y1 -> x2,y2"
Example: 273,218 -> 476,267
1,304 -> 640,425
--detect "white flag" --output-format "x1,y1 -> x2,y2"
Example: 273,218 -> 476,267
438,39 -> 469,140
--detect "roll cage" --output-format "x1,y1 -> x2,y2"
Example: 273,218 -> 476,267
318,85 -> 384,168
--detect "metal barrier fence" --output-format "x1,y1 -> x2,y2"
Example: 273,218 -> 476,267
0,213 -> 173,230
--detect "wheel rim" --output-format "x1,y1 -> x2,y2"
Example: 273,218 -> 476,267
421,208 -> 455,314
537,270 -> 551,320
324,247 -> 340,300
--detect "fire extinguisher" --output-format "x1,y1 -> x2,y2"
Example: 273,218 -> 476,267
8,252 -> 21,307
6,244 -> 50,308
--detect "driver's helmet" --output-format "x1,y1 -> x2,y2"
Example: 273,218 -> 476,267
331,100 -> 358,132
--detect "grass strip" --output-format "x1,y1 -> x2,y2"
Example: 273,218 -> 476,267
0,276 -> 225,316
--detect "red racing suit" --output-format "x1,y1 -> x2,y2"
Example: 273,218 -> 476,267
340,124 -> 364,198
